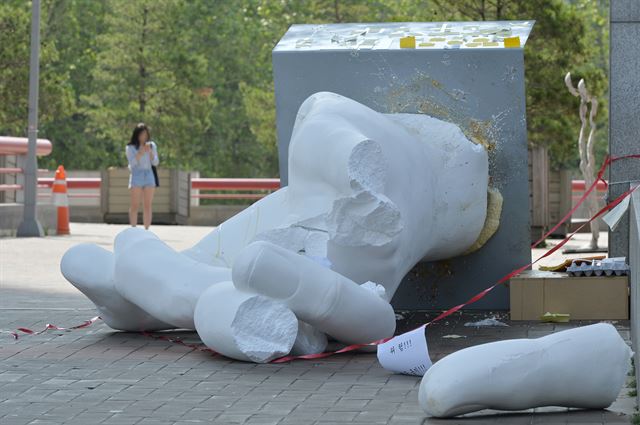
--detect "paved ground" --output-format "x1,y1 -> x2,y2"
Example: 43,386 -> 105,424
0,224 -> 635,424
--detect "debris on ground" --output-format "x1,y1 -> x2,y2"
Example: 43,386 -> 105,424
539,255 -> 606,272
464,317 -> 509,327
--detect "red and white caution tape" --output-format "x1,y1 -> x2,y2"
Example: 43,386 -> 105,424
8,316 -> 101,340
270,153 -> 640,363
7,154 -> 640,364
140,330 -> 218,356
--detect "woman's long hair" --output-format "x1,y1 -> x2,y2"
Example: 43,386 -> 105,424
128,123 -> 150,149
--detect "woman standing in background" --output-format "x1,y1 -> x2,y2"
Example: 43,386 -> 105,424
126,123 -> 159,229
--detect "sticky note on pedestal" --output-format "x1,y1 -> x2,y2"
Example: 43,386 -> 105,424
400,36 -> 416,49
504,36 -> 521,48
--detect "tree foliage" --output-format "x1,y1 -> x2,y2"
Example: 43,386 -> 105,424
0,0 -> 610,175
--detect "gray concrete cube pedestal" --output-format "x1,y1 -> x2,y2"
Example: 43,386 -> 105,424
609,1 -> 640,258
273,22 -> 534,309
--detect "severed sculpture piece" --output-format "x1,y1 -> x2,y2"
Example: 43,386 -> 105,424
419,323 -> 632,417
61,92 -> 496,363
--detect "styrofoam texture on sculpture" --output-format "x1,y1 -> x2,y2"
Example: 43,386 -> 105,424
60,243 -> 173,331
232,241 -> 396,344
183,92 -> 489,302
418,323 -> 632,418
113,228 -> 231,330
194,281 -> 298,363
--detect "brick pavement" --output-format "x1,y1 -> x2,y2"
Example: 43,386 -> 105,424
0,224 -> 635,424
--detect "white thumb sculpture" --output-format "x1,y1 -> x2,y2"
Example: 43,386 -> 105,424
232,240 -> 396,344
418,323 -> 632,418
60,92 -> 492,362
194,281 -> 299,363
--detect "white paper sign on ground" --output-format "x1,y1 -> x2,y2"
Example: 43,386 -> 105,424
377,325 -> 432,376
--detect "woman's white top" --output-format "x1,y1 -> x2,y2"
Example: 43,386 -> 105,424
126,141 -> 159,171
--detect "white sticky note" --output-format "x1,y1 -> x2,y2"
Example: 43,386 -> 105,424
603,195 -> 631,231
377,325 -> 432,376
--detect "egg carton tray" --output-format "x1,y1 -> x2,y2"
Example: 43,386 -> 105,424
566,257 -> 630,277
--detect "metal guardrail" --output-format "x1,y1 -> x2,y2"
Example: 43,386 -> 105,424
38,177 -> 102,189
0,136 -> 52,156
191,178 -> 279,200
571,179 -> 607,191
5,173 -> 608,204
570,179 -> 608,225
1,173 -> 280,201
0,137 -> 52,196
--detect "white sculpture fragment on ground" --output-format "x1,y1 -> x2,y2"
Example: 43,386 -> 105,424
61,92 -> 495,362
418,323 -> 632,418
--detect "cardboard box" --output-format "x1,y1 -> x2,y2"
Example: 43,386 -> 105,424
510,270 -> 629,320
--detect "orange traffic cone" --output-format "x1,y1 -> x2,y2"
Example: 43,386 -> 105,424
52,165 -> 70,235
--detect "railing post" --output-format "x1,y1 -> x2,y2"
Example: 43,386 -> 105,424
170,168 -> 178,215
190,170 -> 200,207
0,155 -> 6,204
100,169 -> 109,221
15,155 -> 25,204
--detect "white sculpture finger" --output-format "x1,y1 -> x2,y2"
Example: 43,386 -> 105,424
182,188 -> 291,266
194,281 -> 298,363
232,241 -> 396,345
418,323 -> 632,418
113,226 -> 157,260
113,228 -> 231,329
60,243 -> 173,331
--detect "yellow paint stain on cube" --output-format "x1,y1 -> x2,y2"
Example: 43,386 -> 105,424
419,42 -> 435,47
447,40 -> 463,45
400,36 -> 416,48
483,41 -> 500,47
429,37 -> 446,42
473,37 -> 489,42
504,36 -> 521,48
465,42 -> 481,48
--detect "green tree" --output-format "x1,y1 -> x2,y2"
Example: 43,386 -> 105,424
0,0 -> 74,147
83,0 -> 215,172
1,0 -> 610,178
430,0 -> 610,168
37,0 -> 108,170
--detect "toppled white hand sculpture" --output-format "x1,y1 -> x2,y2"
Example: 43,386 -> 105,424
61,92 -> 492,363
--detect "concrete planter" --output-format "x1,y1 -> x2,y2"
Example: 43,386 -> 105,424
101,167 -> 190,225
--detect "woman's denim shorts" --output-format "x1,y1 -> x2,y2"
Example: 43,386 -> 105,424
129,168 -> 156,188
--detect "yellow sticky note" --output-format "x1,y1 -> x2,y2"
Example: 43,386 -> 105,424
400,36 -> 416,48
540,312 -> 570,323
504,36 -> 521,48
